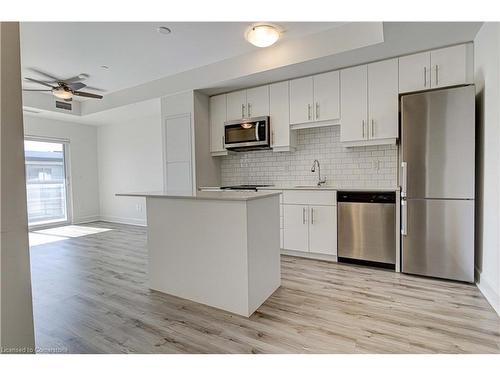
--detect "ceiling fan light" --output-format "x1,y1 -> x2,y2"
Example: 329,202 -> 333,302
52,87 -> 73,100
246,25 -> 280,48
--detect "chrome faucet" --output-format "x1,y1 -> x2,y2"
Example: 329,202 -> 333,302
311,159 -> 327,187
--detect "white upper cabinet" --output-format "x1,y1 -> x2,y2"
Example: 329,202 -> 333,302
270,81 -> 296,152
209,94 -> 227,155
341,60 -> 398,145
313,71 -> 340,122
399,43 -> 473,93
368,59 -> 399,140
340,65 -> 368,143
430,44 -> 471,89
226,86 -> 269,120
398,51 -> 431,93
289,77 -> 314,125
226,90 -> 247,121
246,85 -> 269,118
289,72 -> 340,127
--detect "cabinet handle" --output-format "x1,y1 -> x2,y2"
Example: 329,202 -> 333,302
423,66 -> 427,87
271,130 -> 275,146
316,102 -> 319,120
435,65 -> 439,86
241,104 -> 245,118
222,135 -> 225,148
371,119 -> 375,138
248,103 -> 251,117
310,207 -> 314,224
307,104 -> 312,121
362,120 -> 365,139
302,207 -> 306,224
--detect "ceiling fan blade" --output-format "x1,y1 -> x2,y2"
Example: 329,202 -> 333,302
73,91 -> 103,99
83,85 -> 105,92
67,82 -> 86,91
23,89 -> 52,91
25,77 -> 56,88
63,74 -> 89,84
28,68 -> 61,82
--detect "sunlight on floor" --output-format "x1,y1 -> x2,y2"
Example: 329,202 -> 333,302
29,225 -> 113,247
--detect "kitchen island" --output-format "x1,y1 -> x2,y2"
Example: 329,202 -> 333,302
116,190 -> 281,317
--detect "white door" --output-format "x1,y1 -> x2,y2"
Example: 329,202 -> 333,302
283,204 -> 309,252
289,77 -> 314,125
368,58 -> 399,140
340,65 -> 368,142
308,205 -> 337,255
398,51 -> 431,93
226,89 -> 247,120
164,115 -> 193,195
246,85 -> 269,118
430,44 -> 468,89
269,81 -> 290,148
313,71 -> 340,122
210,94 -> 227,153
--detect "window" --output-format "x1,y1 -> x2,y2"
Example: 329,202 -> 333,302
24,139 -> 70,226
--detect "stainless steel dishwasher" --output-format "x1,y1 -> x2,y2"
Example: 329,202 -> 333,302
337,191 -> 396,268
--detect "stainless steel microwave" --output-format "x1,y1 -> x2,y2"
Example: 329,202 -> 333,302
224,116 -> 270,151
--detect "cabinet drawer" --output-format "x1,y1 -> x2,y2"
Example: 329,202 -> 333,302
283,190 -> 336,206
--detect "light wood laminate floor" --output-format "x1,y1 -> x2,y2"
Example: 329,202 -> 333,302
29,222 -> 500,354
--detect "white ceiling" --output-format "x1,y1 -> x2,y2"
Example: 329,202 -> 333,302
20,22 -> 343,94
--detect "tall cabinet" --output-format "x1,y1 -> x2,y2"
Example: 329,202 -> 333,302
162,91 -> 220,194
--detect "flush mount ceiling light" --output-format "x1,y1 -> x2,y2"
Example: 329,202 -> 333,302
245,24 -> 280,48
157,26 -> 172,35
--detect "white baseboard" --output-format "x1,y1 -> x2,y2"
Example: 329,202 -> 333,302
72,215 -> 100,224
281,249 -> 338,263
475,266 -> 500,316
98,215 -> 147,227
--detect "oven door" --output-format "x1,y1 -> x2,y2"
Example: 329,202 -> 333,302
224,116 -> 270,150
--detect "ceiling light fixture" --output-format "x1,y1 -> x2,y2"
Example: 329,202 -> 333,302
52,87 -> 73,100
157,26 -> 172,35
245,24 -> 280,48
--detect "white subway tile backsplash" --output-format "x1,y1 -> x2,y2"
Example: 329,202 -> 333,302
220,126 -> 398,189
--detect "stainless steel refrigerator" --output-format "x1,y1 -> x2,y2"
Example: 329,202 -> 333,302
400,85 -> 475,283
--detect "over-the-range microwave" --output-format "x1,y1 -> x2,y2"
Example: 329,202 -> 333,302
223,116 -> 270,151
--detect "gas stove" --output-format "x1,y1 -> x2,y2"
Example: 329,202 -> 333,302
220,184 -> 273,192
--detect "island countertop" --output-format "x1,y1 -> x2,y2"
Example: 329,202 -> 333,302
116,190 -> 281,201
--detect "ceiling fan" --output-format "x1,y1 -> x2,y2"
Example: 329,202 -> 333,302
23,69 -> 103,101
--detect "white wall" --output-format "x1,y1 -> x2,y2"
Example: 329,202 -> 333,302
0,21 -> 35,352
23,115 -> 100,224
474,22 -> 500,315
97,100 -> 163,226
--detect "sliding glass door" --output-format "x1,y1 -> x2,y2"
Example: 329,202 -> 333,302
24,138 -> 71,227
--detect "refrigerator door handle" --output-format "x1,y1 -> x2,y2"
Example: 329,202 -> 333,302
401,199 -> 408,236
401,161 -> 408,197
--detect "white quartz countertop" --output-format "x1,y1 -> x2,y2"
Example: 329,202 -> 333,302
200,186 -> 400,192
116,190 -> 281,201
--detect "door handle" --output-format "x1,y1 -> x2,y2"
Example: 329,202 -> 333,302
423,66 -> 427,87
401,199 -> 408,236
316,102 -> 319,120
302,207 -> 306,224
435,65 -> 439,86
255,123 -> 260,141
271,130 -> 275,146
241,104 -> 245,118
401,161 -> 407,197
371,119 -> 375,138
310,207 -> 314,224
247,103 -> 251,117
307,104 -> 312,121
362,120 -> 365,139
222,135 -> 225,148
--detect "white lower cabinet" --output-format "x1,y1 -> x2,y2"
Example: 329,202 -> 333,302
282,190 -> 337,257
283,204 -> 309,251
308,205 -> 337,255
